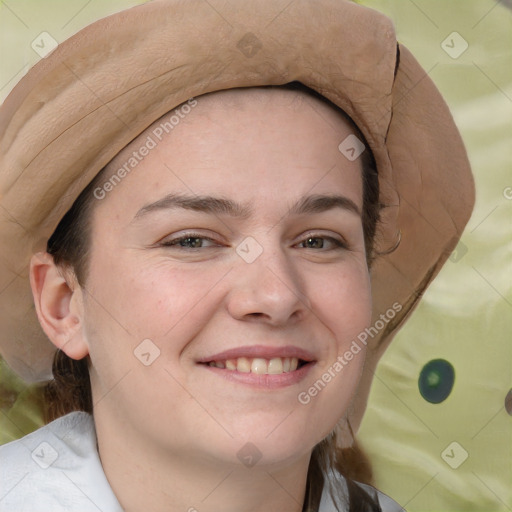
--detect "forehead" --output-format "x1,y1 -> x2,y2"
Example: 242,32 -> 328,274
91,86 -> 364,224
109,86 -> 359,169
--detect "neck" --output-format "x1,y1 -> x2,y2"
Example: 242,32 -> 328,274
94,412 -> 311,512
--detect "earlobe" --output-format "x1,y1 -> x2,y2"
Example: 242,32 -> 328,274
29,252 -> 89,360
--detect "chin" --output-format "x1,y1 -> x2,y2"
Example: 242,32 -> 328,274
225,419 -> 319,465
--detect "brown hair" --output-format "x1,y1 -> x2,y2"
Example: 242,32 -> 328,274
45,82 -> 382,512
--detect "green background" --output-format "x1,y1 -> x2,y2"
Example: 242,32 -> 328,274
1,1 -> 511,511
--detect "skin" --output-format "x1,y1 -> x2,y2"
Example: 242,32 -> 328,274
30,87 -> 372,512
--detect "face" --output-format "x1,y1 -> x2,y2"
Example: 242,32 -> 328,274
77,87 -> 372,467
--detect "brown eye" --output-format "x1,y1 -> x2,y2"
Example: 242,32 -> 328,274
302,237 -> 324,249
297,235 -> 347,250
176,237 -> 204,248
161,234 -> 220,249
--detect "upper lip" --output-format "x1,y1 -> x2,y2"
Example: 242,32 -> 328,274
197,344 -> 316,363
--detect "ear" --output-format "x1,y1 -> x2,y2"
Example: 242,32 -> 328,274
29,252 -> 89,360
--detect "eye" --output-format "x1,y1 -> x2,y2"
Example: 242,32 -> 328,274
296,234 -> 348,251
160,233 -> 221,250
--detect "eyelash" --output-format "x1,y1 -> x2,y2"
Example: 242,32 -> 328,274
160,232 -> 348,251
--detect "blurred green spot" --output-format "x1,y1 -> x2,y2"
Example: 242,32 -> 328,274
419,359 -> 455,404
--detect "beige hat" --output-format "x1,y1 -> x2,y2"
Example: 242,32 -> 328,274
0,0 -> 474,430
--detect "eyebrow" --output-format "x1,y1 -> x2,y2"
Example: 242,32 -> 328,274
133,192 -> 361,221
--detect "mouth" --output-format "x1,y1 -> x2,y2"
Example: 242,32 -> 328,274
196,346 -> 316,388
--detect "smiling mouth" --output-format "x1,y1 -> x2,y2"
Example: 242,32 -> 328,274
201,357 -> 310,375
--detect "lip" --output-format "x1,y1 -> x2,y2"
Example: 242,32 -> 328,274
196,344 -> 316,363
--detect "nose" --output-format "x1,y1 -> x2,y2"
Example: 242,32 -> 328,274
226,243 -> 311,326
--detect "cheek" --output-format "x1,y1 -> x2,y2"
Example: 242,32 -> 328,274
81,257 -> 227,420
83,251 -> 231,349
308,261 -> 372,348
295,263 -> 371,431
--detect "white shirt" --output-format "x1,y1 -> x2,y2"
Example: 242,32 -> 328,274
0,412 -> 405,511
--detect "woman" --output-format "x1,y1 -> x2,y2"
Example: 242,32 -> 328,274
0,1 -> 474,511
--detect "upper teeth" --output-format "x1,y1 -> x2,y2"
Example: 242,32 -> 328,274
208,357 -> 299,374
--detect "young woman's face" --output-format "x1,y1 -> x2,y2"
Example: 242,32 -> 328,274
79,88 -> 372,467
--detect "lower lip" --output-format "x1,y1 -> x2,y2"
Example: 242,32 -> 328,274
200,362 -> 315,389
